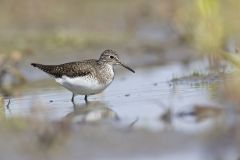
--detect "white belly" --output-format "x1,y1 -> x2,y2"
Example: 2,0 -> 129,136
56,76 -> 112,95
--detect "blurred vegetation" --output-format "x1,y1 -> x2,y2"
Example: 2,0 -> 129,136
0,0 -> 154,53
174,0 -> 240,67
0,51 -> 27,96
0,96 -> 3,110
0,0 -> 239,64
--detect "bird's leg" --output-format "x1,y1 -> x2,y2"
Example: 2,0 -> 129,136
71,93 -> 75,103
84,95 -> 88,104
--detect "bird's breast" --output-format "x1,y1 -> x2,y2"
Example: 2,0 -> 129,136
96,64 -> 114,85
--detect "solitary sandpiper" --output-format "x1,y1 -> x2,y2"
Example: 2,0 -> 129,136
31,49 -> 135,103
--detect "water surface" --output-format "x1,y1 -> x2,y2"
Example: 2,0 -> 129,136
5,61 -> 221,132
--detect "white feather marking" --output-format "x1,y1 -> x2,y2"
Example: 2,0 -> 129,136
56,76 -> 111,95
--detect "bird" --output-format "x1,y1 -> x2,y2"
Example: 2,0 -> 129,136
31,49 -> 135,103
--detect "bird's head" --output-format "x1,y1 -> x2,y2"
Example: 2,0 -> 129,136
99,49 -> 135,73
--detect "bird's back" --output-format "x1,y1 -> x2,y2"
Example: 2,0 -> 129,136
31,60 -> 97,78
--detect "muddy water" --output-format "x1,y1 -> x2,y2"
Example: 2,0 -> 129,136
5,61 -> 221,132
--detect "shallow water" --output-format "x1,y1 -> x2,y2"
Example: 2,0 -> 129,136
5,61 -> 221,132
2,61 -> 238,160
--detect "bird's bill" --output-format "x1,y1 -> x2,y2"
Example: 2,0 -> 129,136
119,62 -> 135,73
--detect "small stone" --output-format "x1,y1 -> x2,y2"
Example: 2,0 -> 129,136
125,94 -> 130,97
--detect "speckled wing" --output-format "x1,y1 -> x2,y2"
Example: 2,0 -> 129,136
31,60 -> 96,78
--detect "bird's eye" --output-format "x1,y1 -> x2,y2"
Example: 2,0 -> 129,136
110,56 -> 114,59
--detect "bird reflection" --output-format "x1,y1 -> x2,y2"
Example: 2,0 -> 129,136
64,101 -> 120,123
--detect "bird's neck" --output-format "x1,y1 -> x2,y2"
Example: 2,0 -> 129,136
95,62 -> 114,84
97,59 -> 108,65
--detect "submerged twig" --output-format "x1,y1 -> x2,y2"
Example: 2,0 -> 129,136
128,117 -> 139,128
6,99 -> 10,109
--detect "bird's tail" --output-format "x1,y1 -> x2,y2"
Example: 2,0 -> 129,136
31,63 -> 60,78
31,63 -> 40,67
31,63 -> 44,69
31,63 -> 51,73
